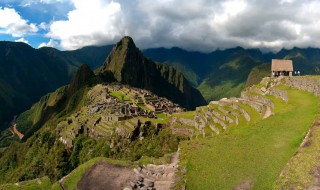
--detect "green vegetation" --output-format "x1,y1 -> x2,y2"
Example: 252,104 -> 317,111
173,111 -> 195,119
198,56 -> 259,101
180,87 -> 319,189
246,63 -> 270,87
0,176 -> 52,190
198,80 -> 246,101
276,116 -> 320,189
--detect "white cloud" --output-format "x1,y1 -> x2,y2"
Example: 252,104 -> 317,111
44,0 -> 320,51
20,0 -> 70,6
38,38 -> 59,48
39,22 -> 48,30
14,37 -> 29,44
47,0 -> 124,49
0,7 -> 38,37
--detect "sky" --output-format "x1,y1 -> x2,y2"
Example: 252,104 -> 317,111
1,0 -> 320,52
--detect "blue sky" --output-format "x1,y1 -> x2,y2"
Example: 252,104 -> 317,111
1,0 -> 320,52
0,0 -> 74,48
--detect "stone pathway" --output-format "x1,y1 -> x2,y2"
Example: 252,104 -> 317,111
124,151 -> 180,190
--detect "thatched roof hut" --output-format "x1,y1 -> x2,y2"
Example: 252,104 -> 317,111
271,59 -> 293,77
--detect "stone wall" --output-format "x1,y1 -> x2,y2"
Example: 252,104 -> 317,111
239,99 -> 263,114
285,77 -> 320,97
241,92 -> 274,108
268,88 -> 289,103
231,104 -> 251,122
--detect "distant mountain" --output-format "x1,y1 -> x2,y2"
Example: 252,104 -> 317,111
98,36 -> 206,109
0,42 -> 112,131
144,47 -> 320,101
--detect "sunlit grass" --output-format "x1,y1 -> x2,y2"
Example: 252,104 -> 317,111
180,88 -> 319,189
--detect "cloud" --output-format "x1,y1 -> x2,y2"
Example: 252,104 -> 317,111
20,0 -> 70,6
14,37 -> 29,44
44,0 -> 320,51
0,7 -> 38,37
38,38 -> 59,48
47,0 -> 124,49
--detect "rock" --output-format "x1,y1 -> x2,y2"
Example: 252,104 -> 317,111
130,181 -> 136,188
123,187 -> 132,190
136,175 -> 144,182
133,168 -> 140,174
144,179 -> 154,187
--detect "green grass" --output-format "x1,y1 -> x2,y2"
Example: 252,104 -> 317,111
137,154 -> 172,165
110,90 -> 130,102
172,111 -> 195,119
275,116 -> 320,189
198,80 -> 246,101
0,176 -> 52,190
180,88 -> 319,189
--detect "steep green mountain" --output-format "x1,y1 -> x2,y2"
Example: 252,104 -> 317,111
98,36 -> 206,109
0,42 -> 73,131
0,42 -> 112,131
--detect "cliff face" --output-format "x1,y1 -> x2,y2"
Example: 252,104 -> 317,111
98,36 -> 206,109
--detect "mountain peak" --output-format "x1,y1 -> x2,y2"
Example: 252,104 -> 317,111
119,36 -> 136,48
97,36 -> 206,109
98,36 -> 143,82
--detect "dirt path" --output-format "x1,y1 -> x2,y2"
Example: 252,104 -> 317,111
77,162 -> 135,190
10,116 -> 24,140
13,124 -> 24,140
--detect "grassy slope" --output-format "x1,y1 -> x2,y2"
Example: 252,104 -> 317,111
180,87 -> 319,189
0,176 -> 52,190
276,115 -> 320,189
0,157 -> 131,190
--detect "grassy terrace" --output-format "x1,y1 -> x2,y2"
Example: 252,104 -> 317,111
180,87 -> 319,189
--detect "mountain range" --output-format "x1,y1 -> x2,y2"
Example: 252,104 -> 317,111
1,39 -> 320,132
0,36 -> 320,189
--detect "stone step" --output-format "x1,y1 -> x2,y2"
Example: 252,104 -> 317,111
241,92 -> 274,108
267,88 -> 289,103
172,127 -> 195,137
238,99 -> 264,114
209,124 -> 220,134
209,108 -> 234,124
231,103 -> 251,122
263,105 -> 272,119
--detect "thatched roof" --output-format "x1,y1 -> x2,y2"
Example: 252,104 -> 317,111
271,59 -> 293,71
